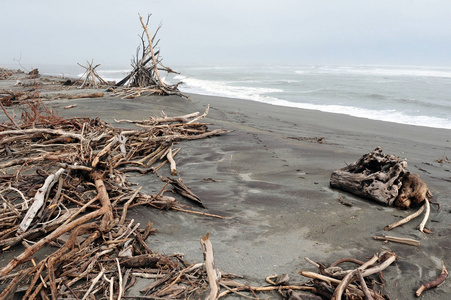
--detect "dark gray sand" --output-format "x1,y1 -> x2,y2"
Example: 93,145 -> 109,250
1,84 -> 451,298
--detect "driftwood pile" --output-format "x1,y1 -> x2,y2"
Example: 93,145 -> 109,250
0,68 -> 13,80
0,97 -> 231,298
111,14 -> 186,99
330,147 -> 448,297
77,60 -> 109,89
300,252 -> 397,300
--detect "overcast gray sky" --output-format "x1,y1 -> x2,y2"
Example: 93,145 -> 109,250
1,0 -> 451,68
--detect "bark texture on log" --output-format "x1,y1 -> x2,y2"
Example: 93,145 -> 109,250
330,147 -> 431,208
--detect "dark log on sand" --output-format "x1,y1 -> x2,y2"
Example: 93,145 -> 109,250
330,147 -> 432,209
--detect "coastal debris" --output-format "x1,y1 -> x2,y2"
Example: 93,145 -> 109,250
287,136 -> 326,144
435,156 -> 450,164
372,235 -> 420,246
384,202 -> 426,230
415,260 -> 448,297
0,68 -> 13,80
112,14 -> 186,99
338,194 -> 353,207
301,251 -> 397,299
201,233 -> 220,300
0,95 -> 231,298
330,147 -> 432,209
77,60 -> 109,88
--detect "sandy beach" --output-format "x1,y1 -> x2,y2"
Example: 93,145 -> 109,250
1,71 -> 450,299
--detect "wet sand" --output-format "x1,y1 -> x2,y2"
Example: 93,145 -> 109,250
1,72 -> 451,298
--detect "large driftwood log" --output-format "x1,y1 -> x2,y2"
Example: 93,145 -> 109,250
330,147 -> 431,208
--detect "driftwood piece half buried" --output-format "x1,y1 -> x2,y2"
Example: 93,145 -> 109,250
165,177 -> 206,208
330,147 -> 432,209
201,233 -> 220,300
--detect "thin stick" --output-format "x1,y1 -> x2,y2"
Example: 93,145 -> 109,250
116,258 -> 123,300
172,207 -> 227,219
385,203 -> 425,231
187,104 -> 210,124
418,198 -> 430,233
218,282 -> 259,300
357,269 -> 373,300
0,101 -> 21,129
304,257 -> 320,268
167,147 -> 177,175
218,283 -> 316,299
372,235 -> 420,246
139,14 -> 166,87
119,186 -> 142,226
299,271 -> 361,291
81,267 -> 105,300
156,263 -> 194,296
338,194 -> 353,207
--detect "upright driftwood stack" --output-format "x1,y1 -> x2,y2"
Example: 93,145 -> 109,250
112,14 -> 186,99
77,60 -> 109,88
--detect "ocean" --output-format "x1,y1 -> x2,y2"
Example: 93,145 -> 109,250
37,64 -> 451,130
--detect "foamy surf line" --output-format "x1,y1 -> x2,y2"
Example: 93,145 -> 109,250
173,75 -> 451,130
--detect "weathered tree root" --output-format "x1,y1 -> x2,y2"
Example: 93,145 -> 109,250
330,147 -> 433,209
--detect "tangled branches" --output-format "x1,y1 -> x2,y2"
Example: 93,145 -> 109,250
0,102 -> 229,298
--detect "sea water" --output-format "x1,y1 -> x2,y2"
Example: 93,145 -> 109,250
38,64 -> 451,130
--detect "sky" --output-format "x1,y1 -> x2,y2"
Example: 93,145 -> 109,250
1,0 -> 451,69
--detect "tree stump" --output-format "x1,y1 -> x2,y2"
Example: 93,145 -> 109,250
330,147 -> 431,208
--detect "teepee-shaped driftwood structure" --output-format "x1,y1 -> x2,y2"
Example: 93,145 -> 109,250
112,14 -> 186,99
77,60 -> 108,88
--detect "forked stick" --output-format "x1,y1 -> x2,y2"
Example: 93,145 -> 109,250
332,254 -> 378,300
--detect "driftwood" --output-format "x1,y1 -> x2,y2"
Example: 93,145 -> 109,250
77,60 -> 109,88
415,260 -> 448,297
112,14 -> 186,99
0,94 -> 234,298
372,235 -> 420,246
300,252 -> 396,299
201,233 -> 220,300
330,147 -> 432,209
384,203 -> 426,230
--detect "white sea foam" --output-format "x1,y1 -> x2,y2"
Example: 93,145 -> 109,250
171,69 -> 451,130
174,75 -> 283,103
266,99 -> 451,129
295,65 -> 451,78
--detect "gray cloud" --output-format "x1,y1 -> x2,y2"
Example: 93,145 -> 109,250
2,0 -> 451,68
